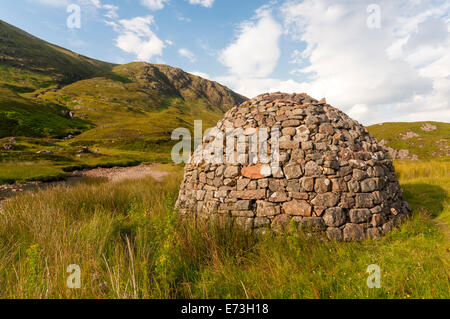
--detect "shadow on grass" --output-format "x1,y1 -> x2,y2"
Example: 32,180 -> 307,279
402,183 -> 448,218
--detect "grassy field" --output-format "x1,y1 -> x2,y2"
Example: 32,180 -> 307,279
0,163 -> 66,184
0,159 -> 448,299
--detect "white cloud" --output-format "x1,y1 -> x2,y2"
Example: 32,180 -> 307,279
103,4 -> 119,19
178,48 -> 196,62
188,0 -> 214,8
189,71 -> 210,79
89,0 -> 101,8
219,0 -> 450,125
37,0 -> 167,62
219,7 -> 282,78
109,16 -> 165,61
278,0 -> 450,124
33,0 -> 106,8
177,15 -> 192,22
34,0 -> 120,19
140,0 -> 170,11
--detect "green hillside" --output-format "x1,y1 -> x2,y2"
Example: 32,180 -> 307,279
0,20 -> 114,86
37,62 -> 246,153
0,19 -> 115,139
367,122 -> 450,160
0,19 -> 246,183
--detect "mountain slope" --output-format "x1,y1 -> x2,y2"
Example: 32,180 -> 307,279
114,63 -> 245,109
37,62 -> 246,151
0,19 -> 114,87
0,19 -> 116,138
0,85 -> 91,138
0,20 -> 247,181
0,19 -> 246,141
367,121 -> 450,160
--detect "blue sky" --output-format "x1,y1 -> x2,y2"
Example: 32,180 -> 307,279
1,0 -> 291,81
1,0 -> 449,124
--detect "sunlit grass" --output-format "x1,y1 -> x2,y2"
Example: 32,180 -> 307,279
0,160 -> 448,298
0,163 -> 66,184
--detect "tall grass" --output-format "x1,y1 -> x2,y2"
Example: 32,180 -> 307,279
394,159 -> 449,181
0,160 -> 448,299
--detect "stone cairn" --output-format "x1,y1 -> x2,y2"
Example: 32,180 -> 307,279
175,92 -> 411,241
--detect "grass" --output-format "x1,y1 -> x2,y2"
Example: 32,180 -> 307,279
0,160 -> 448,299
0,19 -> 114,87
0,86 -> 92,138
0,135 -> 176,183
367,122 -> 450,159
0,164 -> 67,184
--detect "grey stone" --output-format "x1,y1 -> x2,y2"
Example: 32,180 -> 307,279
284,164 -> 303,179
224,166 -> 240,178
314,178 -> 331,193
311,193 -> 340,207
343,223 -> 365,241
349,209 -> 371,223
271,214 -> 291,233
300,217 -> 326,232
323,207 -> 346,227
360,178 -> 378,192
305,161 -> 322,176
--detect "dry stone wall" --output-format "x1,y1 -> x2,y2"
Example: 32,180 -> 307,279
176,92 -> 411,241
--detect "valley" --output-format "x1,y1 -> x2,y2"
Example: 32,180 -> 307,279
0,19 -> 246,184
0,17 -> 448,300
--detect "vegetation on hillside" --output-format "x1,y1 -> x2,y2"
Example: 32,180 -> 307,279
0,20 -> 114,85
0,160 -> 448,298
367,121 -> 450,159
0,19 -> 247,183
0,85 -> 92,138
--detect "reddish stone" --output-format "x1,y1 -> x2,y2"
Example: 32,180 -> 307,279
241,165 -> 272,179
318,98 -> 327,105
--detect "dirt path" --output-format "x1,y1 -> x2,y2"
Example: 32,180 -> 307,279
72,164 -> 170,182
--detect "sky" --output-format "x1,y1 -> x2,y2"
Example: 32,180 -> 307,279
1,0 -> 449,125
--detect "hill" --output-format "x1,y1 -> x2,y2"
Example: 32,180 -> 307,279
37,62 -> 246,152
0,19 -> 246,183
367,122 -> 450,160
0,19 -> 114,86
0,19 -> 115,138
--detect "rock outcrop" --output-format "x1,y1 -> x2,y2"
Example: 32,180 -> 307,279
176,92 -> 411,241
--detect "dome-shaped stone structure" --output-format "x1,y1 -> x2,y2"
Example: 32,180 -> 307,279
175,92 -> 411,241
